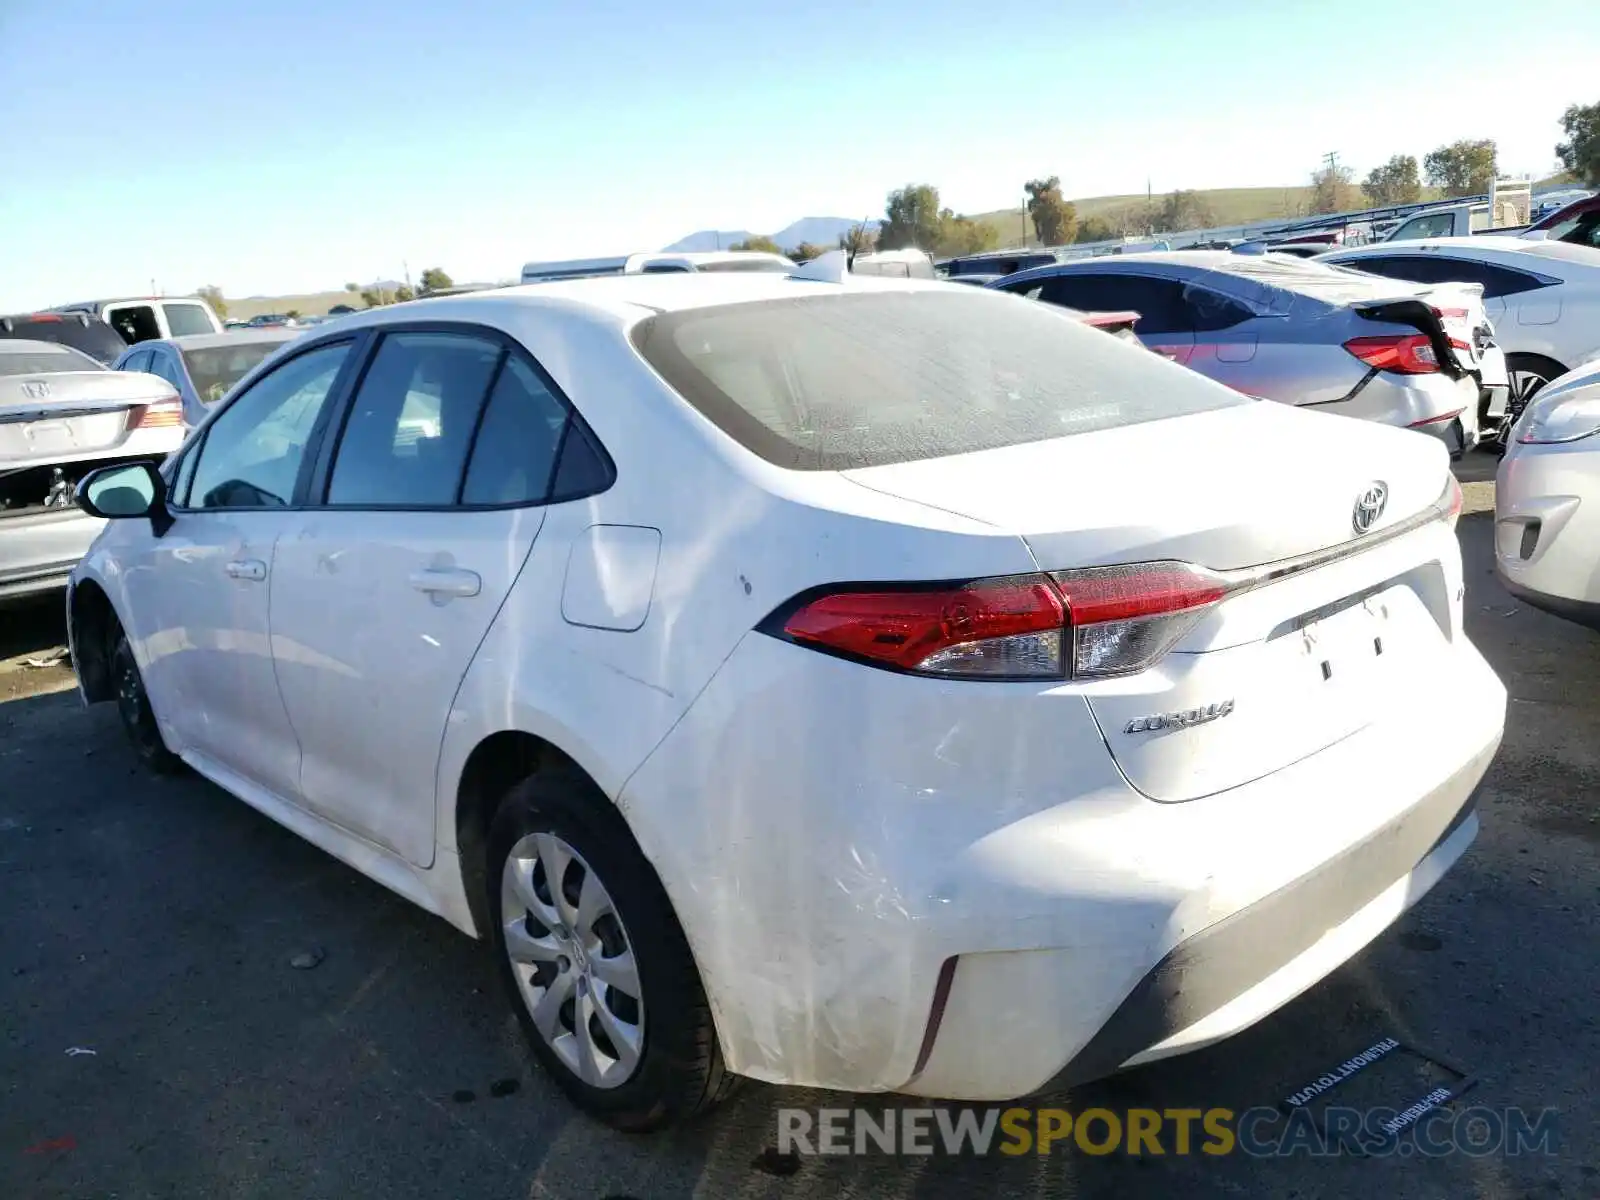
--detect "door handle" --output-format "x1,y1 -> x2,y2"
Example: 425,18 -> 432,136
224,559 -> 267,582
409,567 -> 481,598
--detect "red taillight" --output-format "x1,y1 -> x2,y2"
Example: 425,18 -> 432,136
1432,306 -> 1473,352
1052,563 -> 1232,678
24,314 -> 65,323
781,575 -> 1066,678
128,399 -> 184,430
1344,333 -> 1440,375
1444,475 -> 1463,529
776,562 -> 1233,680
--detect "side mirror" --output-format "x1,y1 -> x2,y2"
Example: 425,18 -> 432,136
76,461 -> 171,532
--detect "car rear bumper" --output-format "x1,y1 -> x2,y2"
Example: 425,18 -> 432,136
621,627 -> 1506,1098
0,508 -> 105,602
1317,372 -> 1480,453
1494,439 -> 1600,621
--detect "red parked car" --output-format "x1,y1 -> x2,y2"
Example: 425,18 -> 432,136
1526,194 -> 1600,249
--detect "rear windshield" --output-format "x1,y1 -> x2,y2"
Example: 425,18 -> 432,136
631,290 -> 1245,470
0,345 -> 104,375
181,340 -> 285,404
164,303 -> 214,336
0,315 -> 128,365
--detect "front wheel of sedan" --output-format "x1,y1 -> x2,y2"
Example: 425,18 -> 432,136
487,766 -> 734,1130
110,632 -> 182,775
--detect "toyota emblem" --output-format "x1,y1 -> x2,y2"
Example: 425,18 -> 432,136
1352,481 -> 1388,535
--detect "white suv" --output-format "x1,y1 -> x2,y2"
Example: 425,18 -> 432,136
68,274 -> 1504,1129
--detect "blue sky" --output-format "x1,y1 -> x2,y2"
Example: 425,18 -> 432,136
1,0 -> 1595,308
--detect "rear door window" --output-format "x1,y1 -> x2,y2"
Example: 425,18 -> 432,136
163,303 -> 214,336
1343,254 -> 1549,298
1036,274 -> 1192,333
324,331 -> 501,507
631,290 -> 1245,470
459,356 -> 569,505
1183,287 -> 1253,331
106,305 -> 161,345
145,347 -> 188,391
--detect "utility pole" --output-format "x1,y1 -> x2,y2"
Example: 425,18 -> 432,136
1322,151 -> 1340,174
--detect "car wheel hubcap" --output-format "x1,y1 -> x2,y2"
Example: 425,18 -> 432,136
501,832 -> 644,1089
115,656 -> 151,744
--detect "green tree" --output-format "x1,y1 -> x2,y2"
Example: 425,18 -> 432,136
879,184 -> 945,250
1074,216 -> 1117,244
1424,139 -> 1497,197
285,309 -> 301,320
934,213 -> 998,256
1152,190 -> 1215,232
344,282 -> 361,293
1556,101 -> 1600,187
393,284 -> 415,303
787,241 -> 830,262
1364,155 -> 1422,205
1309,163 -> 1360,214
838,223 -> 876,253
729,235 -> 785,254
1024,176 -> 1078,246
419,267 -> 454,295
195,285 -> 227,319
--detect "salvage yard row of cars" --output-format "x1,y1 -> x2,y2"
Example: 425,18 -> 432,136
0,228 -> 1595,1130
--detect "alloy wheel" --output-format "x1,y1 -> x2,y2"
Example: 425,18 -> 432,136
499,832 -> 645,1089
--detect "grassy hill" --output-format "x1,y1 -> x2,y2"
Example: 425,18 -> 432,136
971,173 -> 1574,248
221,290 -> 365,321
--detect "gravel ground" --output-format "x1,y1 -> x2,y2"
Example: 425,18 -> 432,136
2,455 -> 1596,1198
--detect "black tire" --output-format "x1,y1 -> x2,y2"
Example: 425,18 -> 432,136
487,765 -> 735,1130
110,632 -> 182,775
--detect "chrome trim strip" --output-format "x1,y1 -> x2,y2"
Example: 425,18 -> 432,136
1222,483 -> 1453,594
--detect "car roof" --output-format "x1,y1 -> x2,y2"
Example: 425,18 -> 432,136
166,330 -> 301,351
1007,248 -> 1440,308
0,338 -> 78,354
336,270 -> 947,329
1325,236 -> 1600,270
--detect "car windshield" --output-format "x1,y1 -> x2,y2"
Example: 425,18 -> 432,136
0,345 -> 103,375
631,290 -> 1245,470
181,340 -> 285,404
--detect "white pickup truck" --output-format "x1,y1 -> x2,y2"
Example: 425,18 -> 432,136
1383,179 -> 1533,243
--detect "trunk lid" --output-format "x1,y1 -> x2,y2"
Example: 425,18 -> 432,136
0,371 -> 175,465
845,401 -> 1461,801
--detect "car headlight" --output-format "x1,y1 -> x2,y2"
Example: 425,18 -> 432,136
1518,392 -> 1600,444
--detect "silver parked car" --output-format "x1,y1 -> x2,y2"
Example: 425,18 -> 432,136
989,251 -> 1505,456
1,340 -> 188,603
112,330 -> 299,426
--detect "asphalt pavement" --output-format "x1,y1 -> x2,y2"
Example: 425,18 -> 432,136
2,456 -> 1596,1199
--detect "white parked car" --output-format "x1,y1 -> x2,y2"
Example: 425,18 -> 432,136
66,274 -> 1505,1129
1495,358 -> 1600,629
1319,237 -> 1600,436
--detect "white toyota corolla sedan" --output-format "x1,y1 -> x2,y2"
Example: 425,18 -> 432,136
65,266 -> 1506,1129
1495,357 -> 1600,628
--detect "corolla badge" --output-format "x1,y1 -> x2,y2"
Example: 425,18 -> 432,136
1124,699 -> 1235,735
21,379 -> 52,399
1352,481 -> 1388,535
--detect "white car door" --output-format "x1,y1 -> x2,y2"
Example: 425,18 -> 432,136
268,327 -> 588,868
121,338 -> 358,800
